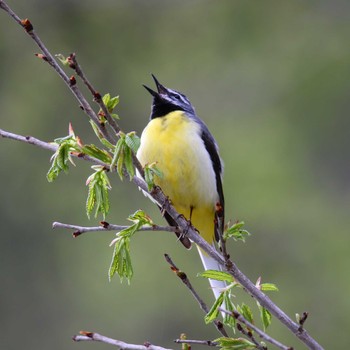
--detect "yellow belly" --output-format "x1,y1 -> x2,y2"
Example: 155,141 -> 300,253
137,111 -> 218,243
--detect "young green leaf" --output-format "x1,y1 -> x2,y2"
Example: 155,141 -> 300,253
123,144 -> 135,179
223,290 -> 236,328
55,53 -> 69,66
85,165 -> 111,219
260,283 -> 279,292
82,144 -> 112,164
47,133 -> 80,182
89,120 -> 115,150
110,132 -> 135,180
102,93 -> 119,113
108,236 -> 133,283
258,303 -> 272,331
128,209 -> 154,226
111,134 -> 124,175
199,270 -> 235,283
125,132 -> 140,153
214,337 -> 256,350
224,221 -> 251,242
108,210 -> 153,282
100,93 -> 120,120
143,162 -> 163,191
205,292 -> 225,324
237,303 -> 254,325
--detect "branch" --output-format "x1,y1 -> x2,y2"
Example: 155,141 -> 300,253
0,0 -> 116,146
0,129 -> 57,152
165,255 -> 292,350
164,254 -> 228,338
52,221 -> 176,237
219,308 -> 292,350
0,128 -> 109,168
66,52 -> 144,176
73,331 -> 172,350
153,191 -> 323,350
174,339 -> 217,347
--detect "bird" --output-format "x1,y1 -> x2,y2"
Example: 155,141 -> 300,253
137,74 -> 225,301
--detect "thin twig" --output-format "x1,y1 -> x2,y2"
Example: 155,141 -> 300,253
67,53 -> 144,176
174,339 -> 217,347
0,0 -> 115,145
235,323 -> 266,350
164,254 -> 228,338
73,331 -> 172,350
0,129 -> 57,152
220,308 -> 292,350
0,129 -> 108,168
67,53 -> 119,140
52,221 -> 176,237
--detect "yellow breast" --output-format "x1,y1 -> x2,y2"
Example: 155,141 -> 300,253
137,111 -> 218,243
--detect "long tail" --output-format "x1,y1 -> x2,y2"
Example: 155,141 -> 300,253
197,246 -> 227,302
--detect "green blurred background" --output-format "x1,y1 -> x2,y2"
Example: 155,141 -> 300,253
1,1 -> 349,349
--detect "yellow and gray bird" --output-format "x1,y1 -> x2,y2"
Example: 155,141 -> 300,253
137,75 -> 225,300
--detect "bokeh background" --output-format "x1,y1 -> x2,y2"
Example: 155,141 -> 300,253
1,1 -> 349,349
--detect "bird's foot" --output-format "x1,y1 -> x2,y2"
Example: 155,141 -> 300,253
159,192 -> 172,217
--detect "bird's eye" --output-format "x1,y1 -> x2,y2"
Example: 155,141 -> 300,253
173,94 -> 181,100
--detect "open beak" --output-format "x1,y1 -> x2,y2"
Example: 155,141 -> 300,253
143,74 -> 168,97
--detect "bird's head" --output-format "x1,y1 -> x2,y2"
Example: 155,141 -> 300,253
143,74 -> 195,119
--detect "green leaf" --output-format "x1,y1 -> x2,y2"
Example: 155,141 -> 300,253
259,305 -> 272,331
143,162 -> 163,191
102,93 -> 119,112
214,337 -> 256,350
47,141 -> 76,182
108,236 -> 133,283
116,145 -> 125,179
82,144 -> 112,164
89,120 -> 114,150
125,132 -> 140,153
128,209 -> 154,226
111,132 -> 137,180
223,291 -> 236,328
224,221 -> 251,242
237,303 -> 254,325
205,292 -> 225,324
260,283 -> 279,292
124,146 -> 135,179
199,270 -> 234,283
111,135 -> 124,170
100,93 -> 120,120
55,53 -> 69,66
108,210 -> 153,282
85,166 -> 111,219
86,178 -> 96,217
46,126 -> 84,182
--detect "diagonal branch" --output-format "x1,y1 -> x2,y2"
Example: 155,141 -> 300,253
0,0 -> 115,145
164,254 -> 228,337
219,308 -> 292,350
66,52 -> 144,176
165,255 -> 292,350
